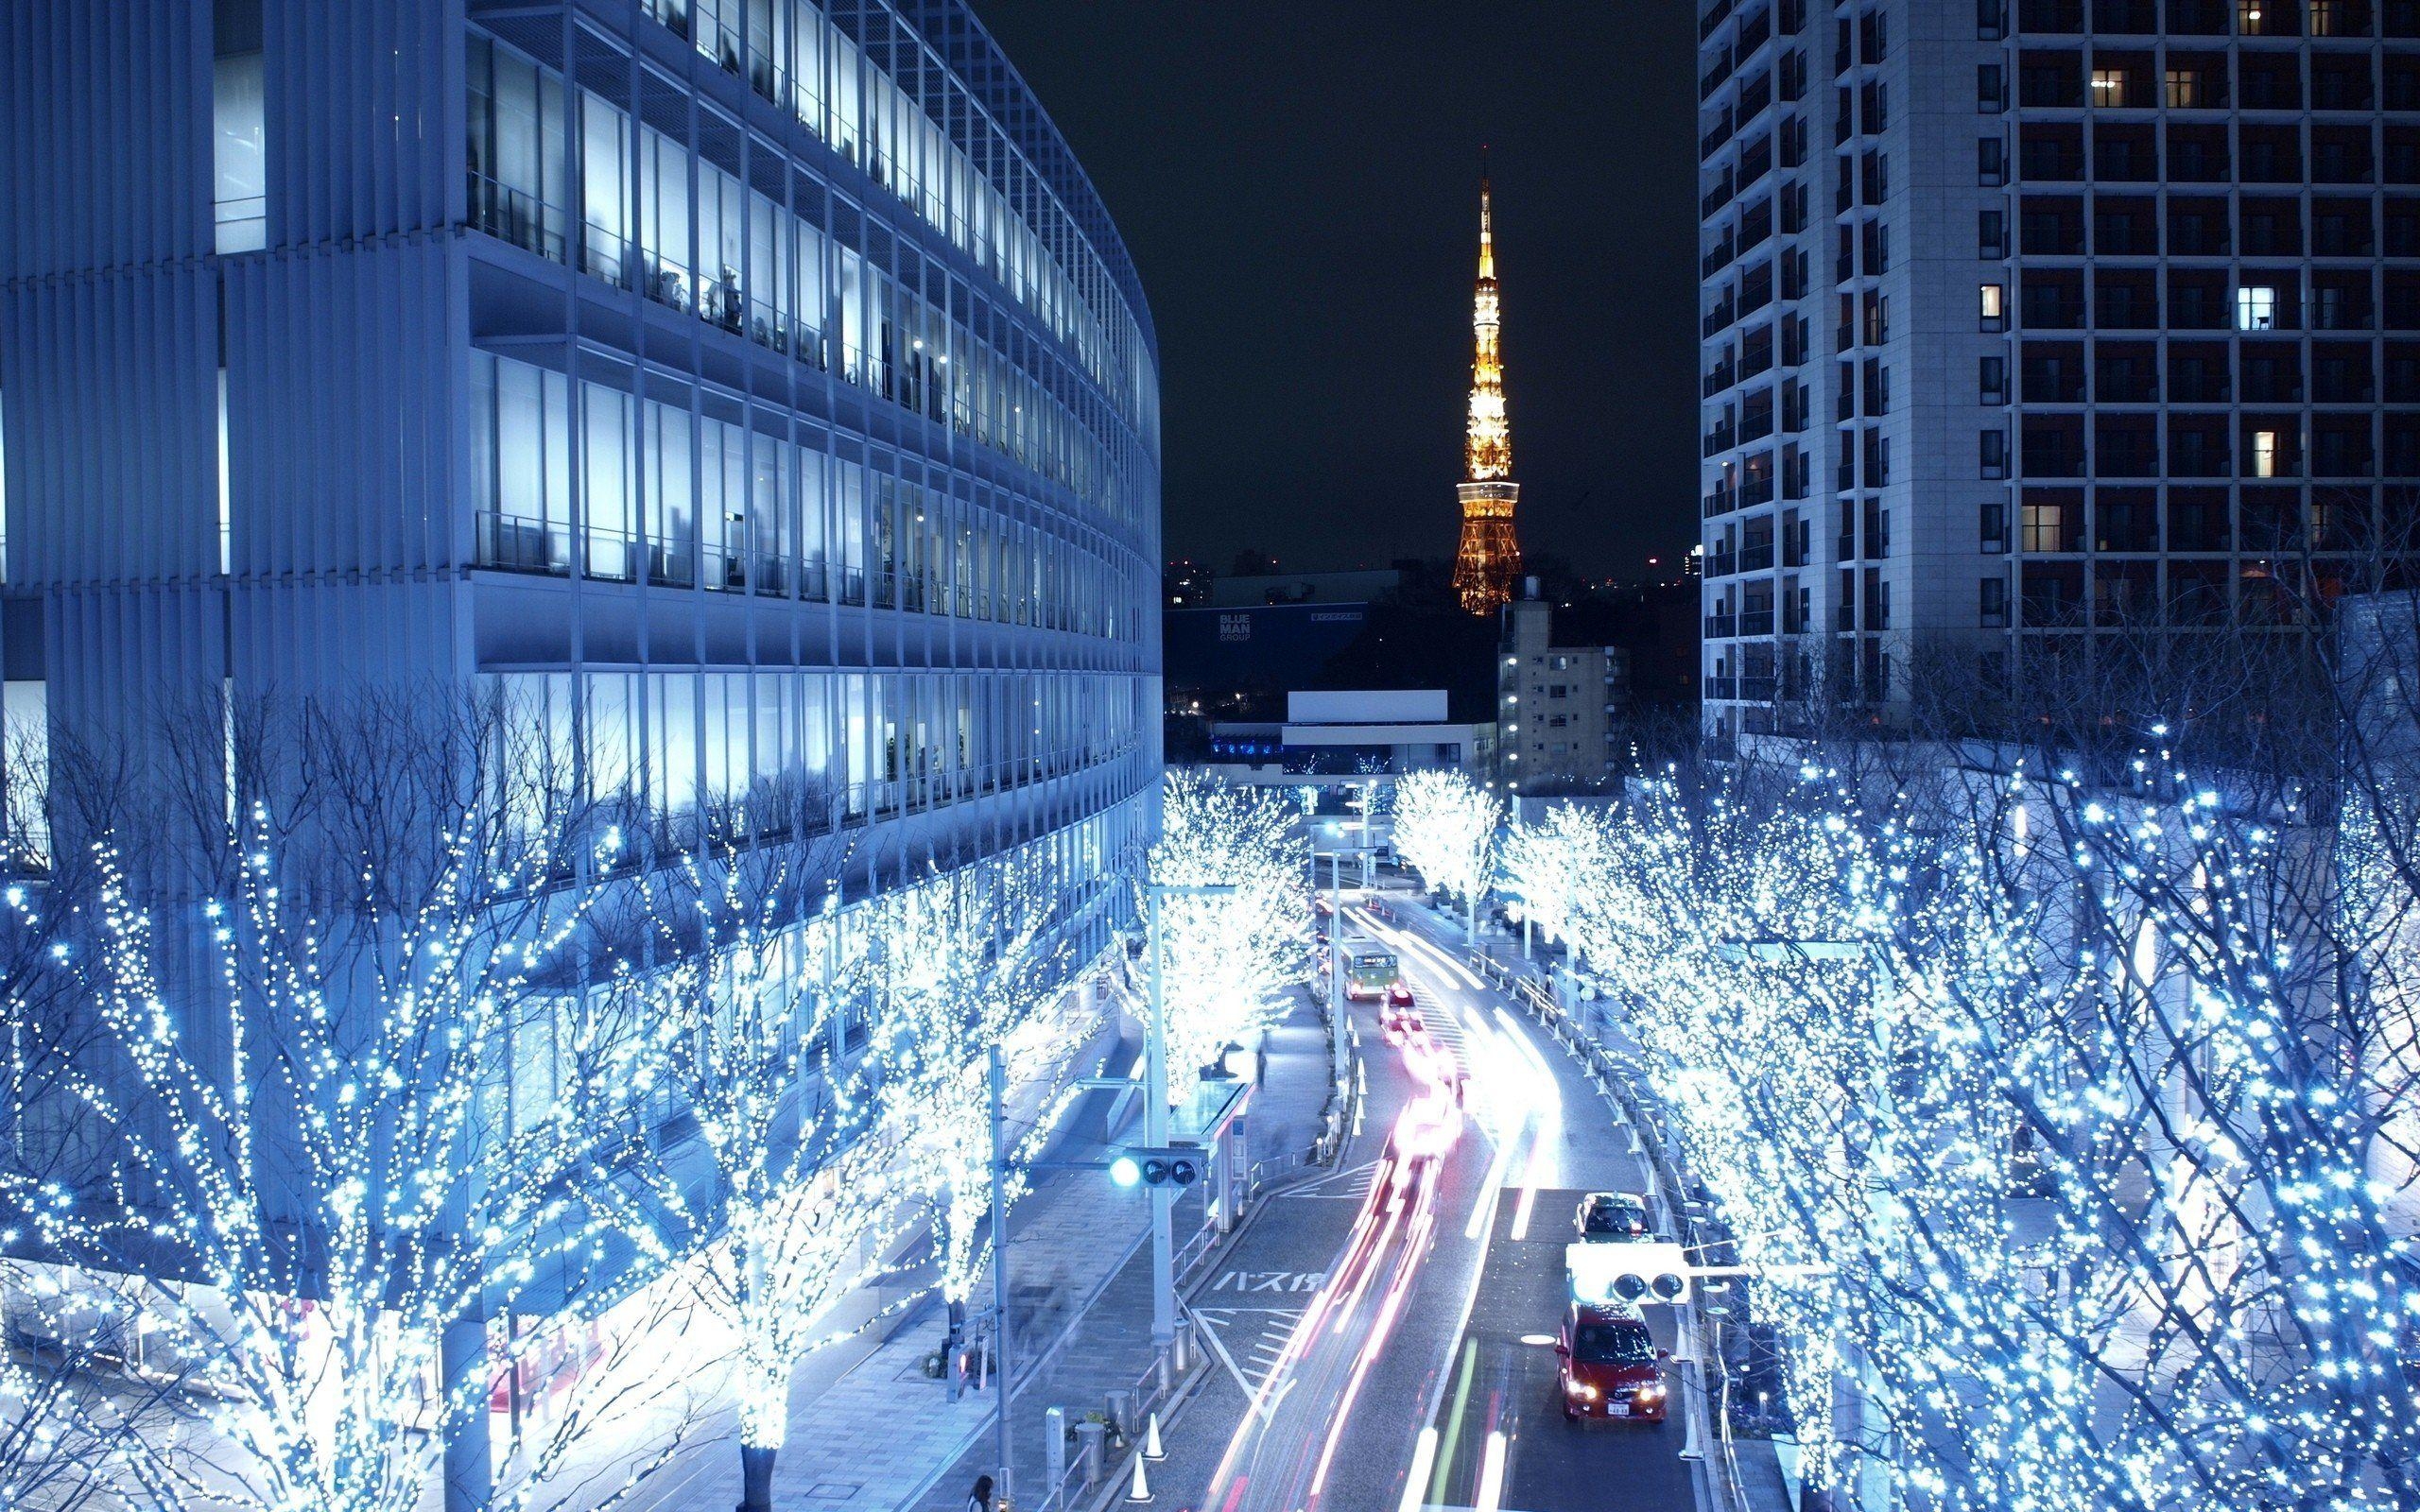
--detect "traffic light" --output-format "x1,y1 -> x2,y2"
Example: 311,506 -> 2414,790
1566,1241 -> 1691,1307
1109,1143 -> 1203,1189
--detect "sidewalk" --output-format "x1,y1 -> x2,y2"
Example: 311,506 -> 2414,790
909,985 -> 1340,1512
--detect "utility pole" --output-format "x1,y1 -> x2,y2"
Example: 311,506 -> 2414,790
1142,880 -> 1236,1356
989,1046 -> 1014,1508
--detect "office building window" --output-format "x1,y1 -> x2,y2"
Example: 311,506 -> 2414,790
1981,429 -> 2010,478
2166,70 -> 2202,108
1979,138 -> 2006,186
2252,429 -> 2279,478
2090,69 -> 2127,105
1980,283 -> 2006,330
1979,576 -> 2009,627
216,369 -> 233,575
213,0 -> 266,253
2237,285 -> 2277,331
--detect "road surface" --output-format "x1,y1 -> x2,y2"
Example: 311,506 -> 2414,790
1162,891 -> 1702,1512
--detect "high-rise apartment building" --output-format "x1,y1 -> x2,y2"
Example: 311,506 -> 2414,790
1,0 -> 1159,908
1698,0 -> 2420,737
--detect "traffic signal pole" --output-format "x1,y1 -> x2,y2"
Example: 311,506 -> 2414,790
1328,851 -> 1347,1095
1145,886 -> 1174,1355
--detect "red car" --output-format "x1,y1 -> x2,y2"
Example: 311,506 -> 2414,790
1386,982 -> 1415,1009
1556,1301 -> 1669,1422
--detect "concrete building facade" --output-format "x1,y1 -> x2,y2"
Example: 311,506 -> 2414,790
1497,594 -> 1629,795
1697,0 -> 2420,736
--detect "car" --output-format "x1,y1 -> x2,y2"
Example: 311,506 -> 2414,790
1575,1192 -> 1652,1242
1386,981 -> 1416,1009
1556,1301 -> 1669,1422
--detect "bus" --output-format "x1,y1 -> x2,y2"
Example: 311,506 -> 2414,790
1344,950 -> 1401,1002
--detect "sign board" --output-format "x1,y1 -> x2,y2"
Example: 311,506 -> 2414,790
1288,689 -> 1449,725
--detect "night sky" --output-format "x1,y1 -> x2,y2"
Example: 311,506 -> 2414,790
971,2 -> 1702,583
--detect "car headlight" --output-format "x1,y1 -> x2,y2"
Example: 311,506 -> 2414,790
1566,1381 -> 1599,1400
1636,1383 -> 1666,1400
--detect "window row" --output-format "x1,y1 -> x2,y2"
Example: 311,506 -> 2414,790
1990,411 -> 2418,477
495,665 -> 1146,831
631,0 -> 1144,412
470,351 -> 1141,640
466,37 -> 1147,536
1996,267 -> 2420,332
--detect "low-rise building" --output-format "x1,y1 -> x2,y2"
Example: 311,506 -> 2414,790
1498,593 -> 1630,795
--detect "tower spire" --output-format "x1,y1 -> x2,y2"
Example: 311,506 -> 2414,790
1453,156 -> 1522,616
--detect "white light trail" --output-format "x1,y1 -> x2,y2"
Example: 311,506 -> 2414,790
1397,1427 -> 1440,1512
1474,1430 -> 1509,1512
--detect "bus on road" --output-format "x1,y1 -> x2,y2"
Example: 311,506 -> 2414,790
1344,950 -> 1401,1001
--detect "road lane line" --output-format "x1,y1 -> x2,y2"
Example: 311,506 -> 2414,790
1429,1337 -> 1479,1503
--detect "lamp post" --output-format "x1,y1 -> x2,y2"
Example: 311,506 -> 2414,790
1145,880 -> 1236,1357
988,1045 -> 1013,1509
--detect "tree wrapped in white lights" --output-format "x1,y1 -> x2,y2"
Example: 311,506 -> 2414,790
1390,769 -> 1504,941
0,692 -> 717,1512
1541,733 -> 2420,1512
1146,773 -> 1309,1104
580,789 -> 931,1512
1495,801 -> 1615,954
860,851 -> 1091,1339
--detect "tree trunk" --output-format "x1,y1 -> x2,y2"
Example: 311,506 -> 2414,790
738,1444 -> 778,1512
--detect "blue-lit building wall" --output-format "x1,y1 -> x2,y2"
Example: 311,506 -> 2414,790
0,0 -> 1161,910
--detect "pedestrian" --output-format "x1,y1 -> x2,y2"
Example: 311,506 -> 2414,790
966,1473 -> 994,1512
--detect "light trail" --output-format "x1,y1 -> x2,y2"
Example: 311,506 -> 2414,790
1307,1149 -> 1443,1506
1396,1426 -> 1440,1512
1474,1430 -> 1510,1512
1498,1006 -> 1566,1239
1355,909 -> 1487,992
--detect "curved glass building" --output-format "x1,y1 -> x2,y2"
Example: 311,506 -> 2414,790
1,0 -> 1160,940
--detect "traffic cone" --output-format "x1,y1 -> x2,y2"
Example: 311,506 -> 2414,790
1143,1411 -> 1167,1461
1125,1450 -> 1153,1503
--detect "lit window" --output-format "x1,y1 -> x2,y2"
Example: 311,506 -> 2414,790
2237,285 -> 2276,332
2022,502 -> 2065,552
2166,70 -> 2202,109
2309,0 -> 2337,33
2252,429 -> 2279,478
2237,0 -> 2266,31
1980,283 -> 2005,326
2090,69 -> 2126,104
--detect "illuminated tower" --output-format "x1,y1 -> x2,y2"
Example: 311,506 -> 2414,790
1453,167 -> 1523,617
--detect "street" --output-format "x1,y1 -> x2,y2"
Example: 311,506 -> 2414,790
1154,889 -> 1701,1512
